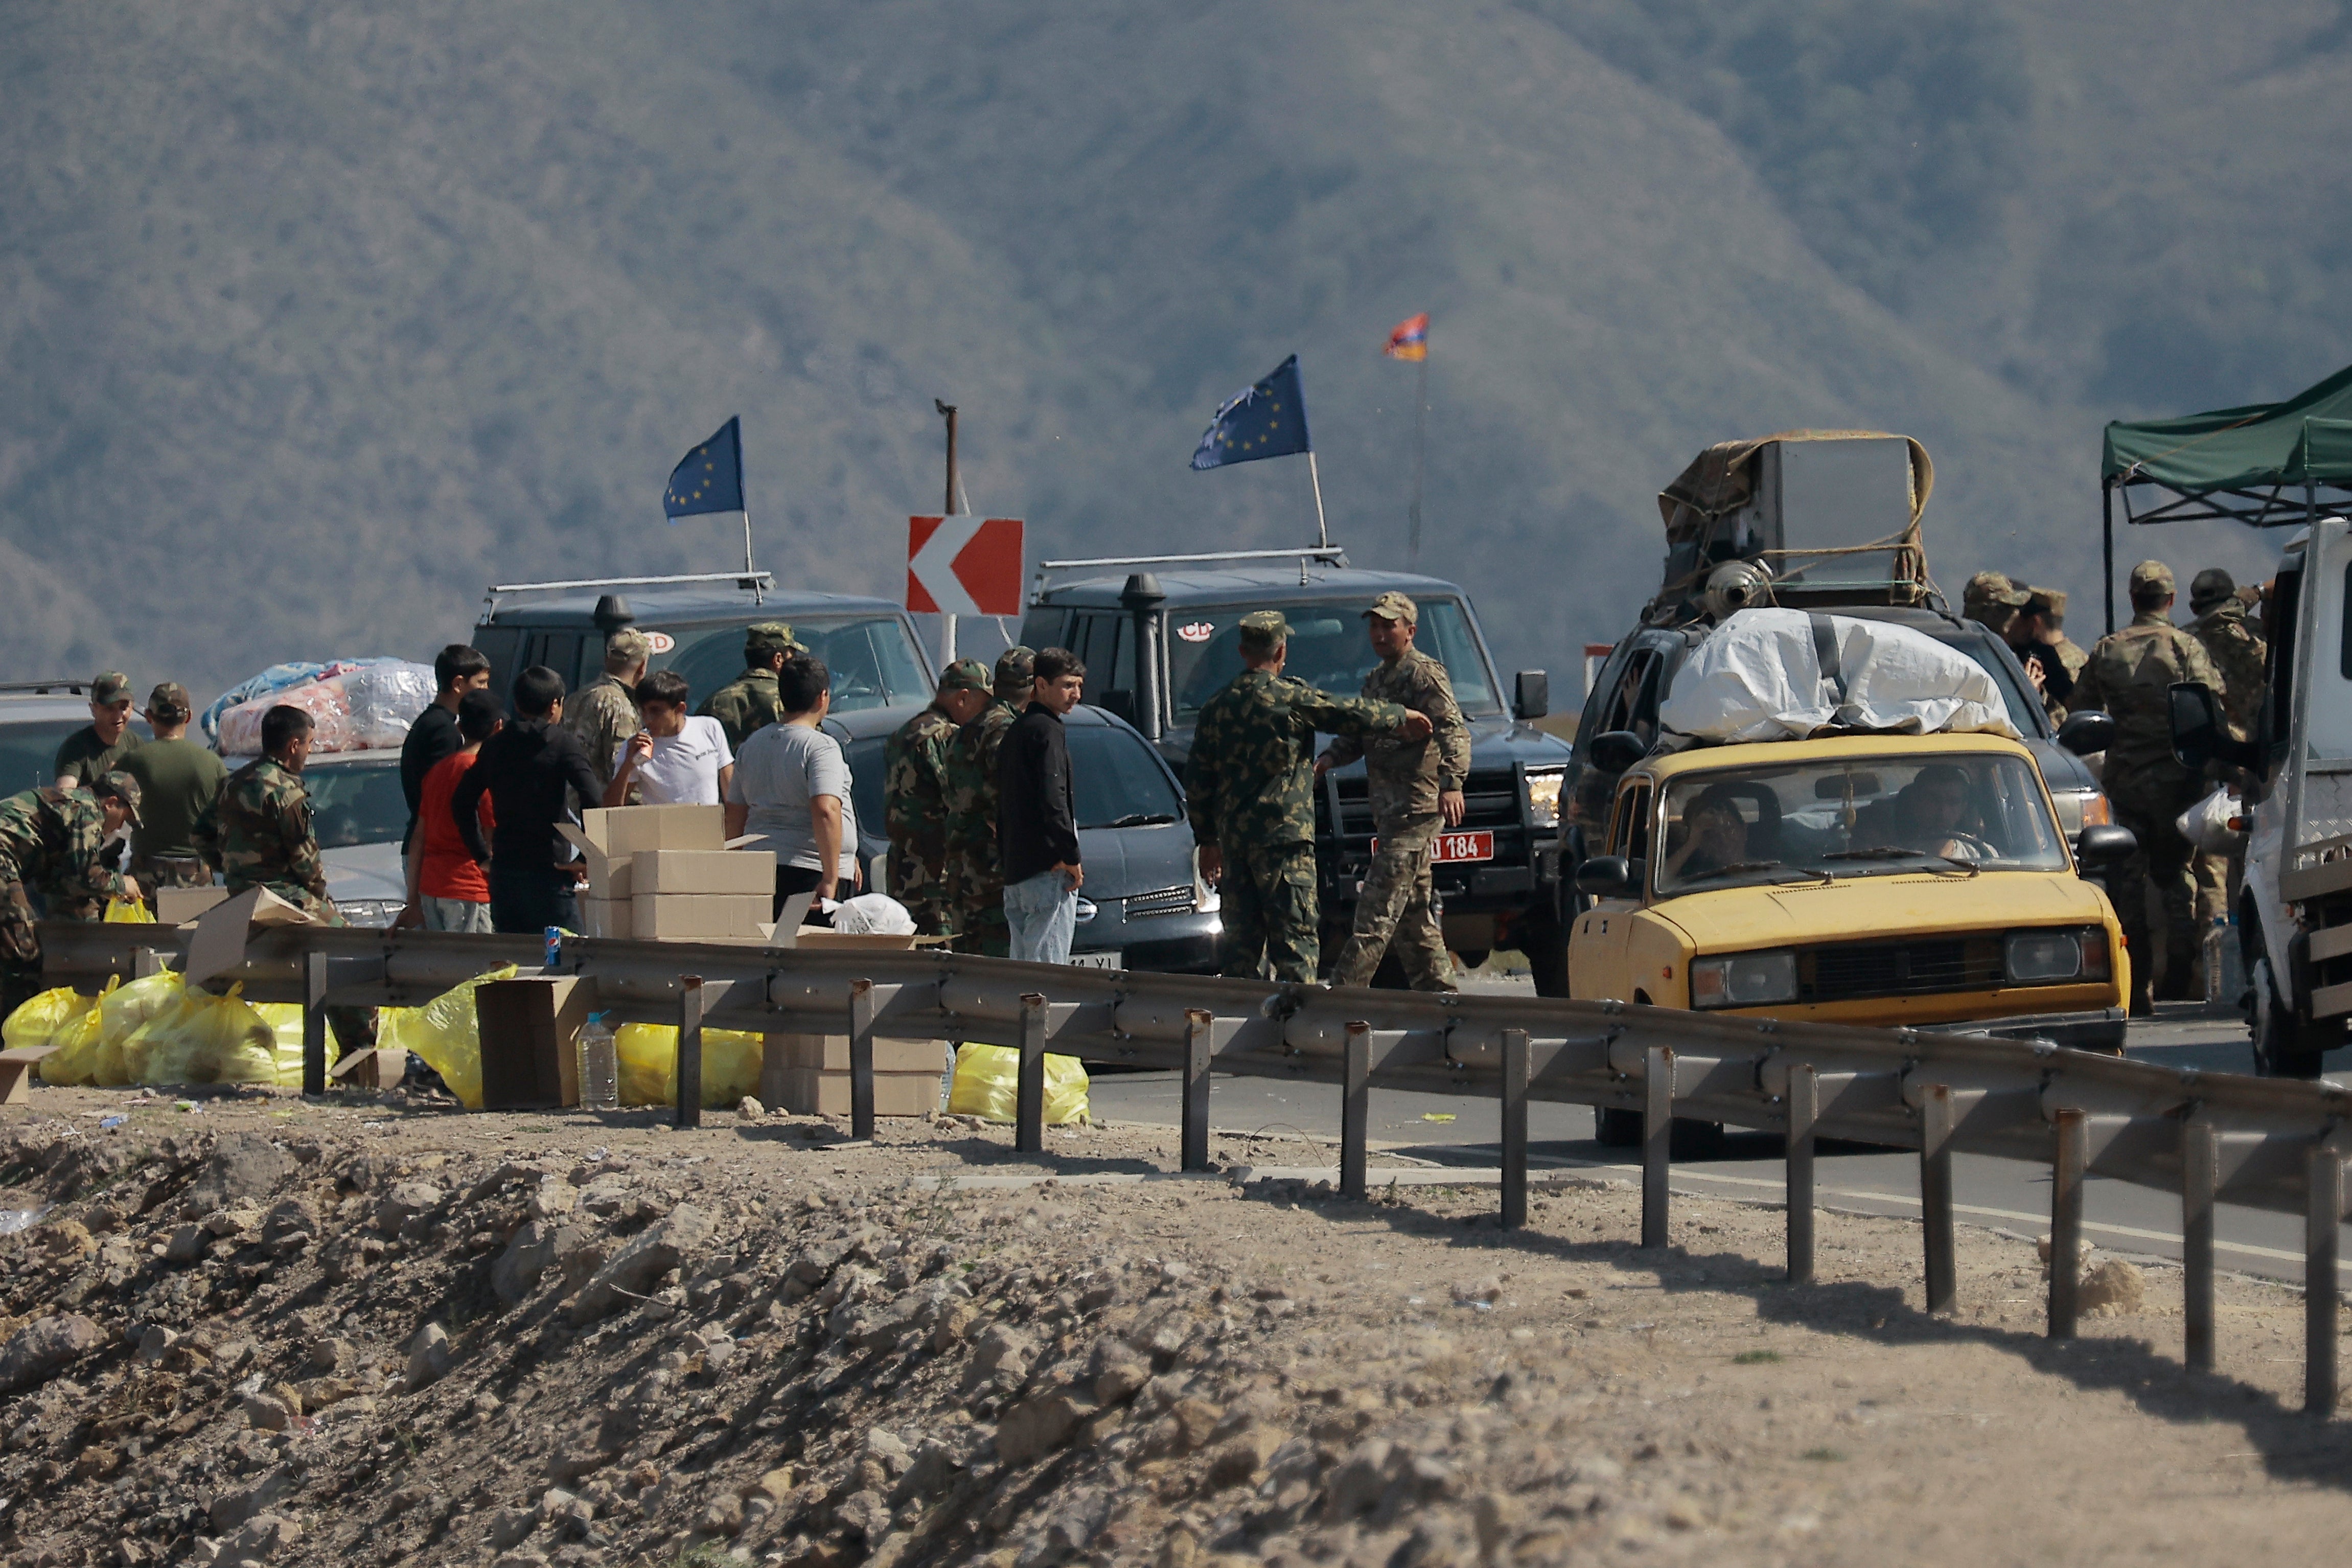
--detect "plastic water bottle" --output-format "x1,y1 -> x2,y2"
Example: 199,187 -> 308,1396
578,1013 -> 619,1112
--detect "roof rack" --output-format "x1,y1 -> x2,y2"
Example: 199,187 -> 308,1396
0,680 -> 88,697
483,571 -> 772,614
1033,546 -> 1350,594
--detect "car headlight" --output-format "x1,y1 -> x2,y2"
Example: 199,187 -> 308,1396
1690,950 -> 1798,1009
2049,788 -> 2111,837
1193,850 -> 1220,915
337,899 -> 403,929
1526,768 -> 1565,829
2005,927 -> 2108,984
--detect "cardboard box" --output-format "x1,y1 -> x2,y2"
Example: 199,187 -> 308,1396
633,849 -> 774,896
329,1047 -> 407,1092
578,897 -> 633,940
774,1067 -> 943,1119
560,804 -> 730,897
155,886 -> 228,925
632,892 -> 772,940
767,1033 -> 947,1075
473,976 -> 591,1108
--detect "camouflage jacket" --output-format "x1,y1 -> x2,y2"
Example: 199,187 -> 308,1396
1186,670 -> 1408,849
884,704 -> 960,909
563,673 -> 641,795
2189,600 -> 2268,741
1320,648 -> 1470,828
197,758 -> 330,906
2071,611 -> 2222,789
0,787 -> 134,916
699,668 -> 785,753
942,699 -> 1022,906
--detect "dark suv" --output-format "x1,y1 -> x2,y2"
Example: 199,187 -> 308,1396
471,572 -> 935,714
1019,548 -> 1570,986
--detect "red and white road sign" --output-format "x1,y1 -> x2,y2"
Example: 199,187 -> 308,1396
907,516 -> 1023,615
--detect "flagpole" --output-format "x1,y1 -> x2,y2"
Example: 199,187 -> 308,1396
1408,352 -> 1427,566
1306,451 -> 1330,550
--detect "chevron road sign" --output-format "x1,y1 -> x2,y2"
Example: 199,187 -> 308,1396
907,516 -> 1024,615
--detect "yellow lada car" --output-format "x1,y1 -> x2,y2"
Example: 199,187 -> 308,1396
1568,732 -> 2133,1050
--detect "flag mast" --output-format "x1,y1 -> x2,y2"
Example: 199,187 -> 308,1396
1408,351 -> 1427,566
1307,452 -> 1330,550
936,399 -> 961,665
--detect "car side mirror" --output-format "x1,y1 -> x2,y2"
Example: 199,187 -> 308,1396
2055,709 -> 2114,756
1588,730 -> 1647,775
1514,671 -> 1550,722
2075,824 -> 2137,863
2169,681 -> 2262,772
1575,855 -> 1638,898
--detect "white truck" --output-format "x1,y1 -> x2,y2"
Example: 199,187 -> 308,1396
2173,516 -> 2352,1075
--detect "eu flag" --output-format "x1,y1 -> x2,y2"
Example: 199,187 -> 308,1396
663,417 -> 745,520
1190,355 -> 1312,471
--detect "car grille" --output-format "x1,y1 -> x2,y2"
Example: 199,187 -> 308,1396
1798,938 -> 2003,1002
1121,884 -> 1196,920
1322,768 -> 1523,839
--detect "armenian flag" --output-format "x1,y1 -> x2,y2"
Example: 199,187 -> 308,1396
1382,313 -> 1429,362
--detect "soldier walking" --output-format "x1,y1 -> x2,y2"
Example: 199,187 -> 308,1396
1317,593 -> 1471,990
564,628 -> 650,801
1186,611 -> 1427,982
197,706 -> 338,921
2186,567 -> 2270,931
0,773 -> 143,1017
699,623 -> 804,751
885,658 -> 992,935
940,648 -> 1034,957
2069,561 -> 2221,1013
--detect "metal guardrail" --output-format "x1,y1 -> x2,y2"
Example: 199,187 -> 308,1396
37,921 -> 2352,1413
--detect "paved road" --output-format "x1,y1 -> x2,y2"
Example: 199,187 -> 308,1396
1086,1001 -> 2352,1288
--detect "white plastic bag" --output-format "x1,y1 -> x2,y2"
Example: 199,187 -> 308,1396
343,661 -> 436,749
831,893 -> 917,936
2177,787 -> 2247,856
1658,608 -> 2020,744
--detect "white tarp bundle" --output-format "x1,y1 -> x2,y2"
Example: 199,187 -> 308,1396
1658,608 -> 2019,744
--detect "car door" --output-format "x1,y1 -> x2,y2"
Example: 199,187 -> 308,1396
1567,776 -> 1652,1001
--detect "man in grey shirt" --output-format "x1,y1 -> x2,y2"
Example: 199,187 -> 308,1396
726,655 -> 860,920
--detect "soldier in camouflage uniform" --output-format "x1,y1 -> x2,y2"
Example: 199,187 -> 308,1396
698,624 -> 804,751
563,628 -> 649,800
940,648 -> 1034,957
2013,588 -> 2089,722
2186,567 -> 2270,928
2070,561 -> 2222,1013
1317,592 -> 1472,990
0,773 -> 142,1017
1961,571 -> 2029,641
884,657 -> 992,934
195,706 -> 338,921
1186,611 -> 1426,983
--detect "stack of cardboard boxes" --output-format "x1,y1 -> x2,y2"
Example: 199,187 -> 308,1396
559,805 -> 777,944
761,1033 -> 950,1118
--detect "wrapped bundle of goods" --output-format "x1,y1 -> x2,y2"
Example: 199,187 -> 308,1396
213,657 -> 434,755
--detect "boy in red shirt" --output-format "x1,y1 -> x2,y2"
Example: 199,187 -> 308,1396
404,689 -> 502,932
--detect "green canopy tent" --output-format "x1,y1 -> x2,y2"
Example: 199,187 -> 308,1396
2101,362 -> 2352,631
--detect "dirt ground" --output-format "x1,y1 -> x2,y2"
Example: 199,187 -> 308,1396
2,1081 -> 2350,1568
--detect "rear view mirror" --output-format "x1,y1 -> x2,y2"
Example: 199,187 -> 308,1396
2056,709 -> 2114,756
1588,730 -> 1647,775
1575,856 -> 1638,898
2075,824 -> 2137,863
1813,772 -> 1882,800
1514,671 -> 1550,722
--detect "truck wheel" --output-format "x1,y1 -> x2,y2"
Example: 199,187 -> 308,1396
2251,955 -> 2330,1078
1594,1108 -> 1642,1146
1521,918 -> 1571,998
1592,1107 -> 1725,1157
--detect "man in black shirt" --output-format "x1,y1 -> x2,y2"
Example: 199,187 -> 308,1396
998,647 -> 1086,964
451,665 -> 603,934
398,645 -> 492,920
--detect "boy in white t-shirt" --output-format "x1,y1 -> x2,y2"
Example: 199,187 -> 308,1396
605,670 -> 735,806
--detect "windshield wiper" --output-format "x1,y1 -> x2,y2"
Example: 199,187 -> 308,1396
1813,846 -> 1982,878
1699,860 -> 1832,886
1097,813 -> 1180,829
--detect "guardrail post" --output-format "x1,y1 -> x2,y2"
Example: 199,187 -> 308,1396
2307,1143 -> 2342,1416
2182,1116 -> 2217,1372
2049,1107 -> 2087,1339
1341,1021 -> 1371,1201
301,950 -> 329,1097
1500,1028 -> 1529,1230
1181,1009 -> 1213,1173
1786,1063 -> 1817,1285
1921,1083 -> 1956,1314
1641,1045 -> 1672,1249
676,976 -> 704,1130
848,978 -> 877,1141
1014,993 -> 1047,1155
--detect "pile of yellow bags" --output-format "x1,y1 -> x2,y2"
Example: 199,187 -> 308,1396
11,973 -> 307,1088
948,1044 -> 1091,1125
376,964 -> 518,1110
615,1023 -> 764,1109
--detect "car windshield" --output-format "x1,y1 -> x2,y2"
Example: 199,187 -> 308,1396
1654,752 -> 2068,895
1167,598 -> 1500,723
840,721 -> 1184,845
0,718 -> 90,795
303,760 -> 410,849
657,615 -> 931,714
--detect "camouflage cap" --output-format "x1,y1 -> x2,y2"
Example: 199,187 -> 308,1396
2128,559 -> 2176,597
1364,590 -> 1419,624
1237,610 -> 1294,651
993,645 -> 1036,700
1961,571 -> 2030,610
91,672 -> 133,705
93,769 -> 142,827
605,627 -> 652,665
2022,586 -> 2067,619
743,622 -> 801,660
2189,567 -> 2236,613
145,682 -> 193,722
937,657 -> 991,695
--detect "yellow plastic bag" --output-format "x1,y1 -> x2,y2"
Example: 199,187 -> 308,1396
948,1044 -> 1090,1125
615,1023 -> 764,1109
96,971 -> 186,1087
252,1003 -> 307,1087
37,978 -> 115,1084
102,897 -> 156,924
375,964 -> 517,1110
127,983 -> 282,1086
4,986 -> 101,1053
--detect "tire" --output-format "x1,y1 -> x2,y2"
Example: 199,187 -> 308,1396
1592,1106 -> 1725,1158
1594,1107 -> 1642,1146
2251,954 -> 2330,1079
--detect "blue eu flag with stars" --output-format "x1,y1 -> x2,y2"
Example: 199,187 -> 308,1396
1190,355 -> 1312,471
663,417 -> 745,519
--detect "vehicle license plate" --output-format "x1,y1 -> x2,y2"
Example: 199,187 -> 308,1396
1431,831 -> 1494,864
1069,950 -> 1124,970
